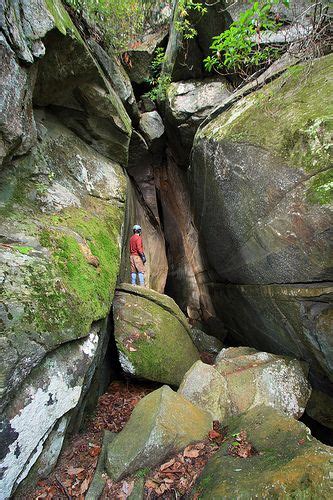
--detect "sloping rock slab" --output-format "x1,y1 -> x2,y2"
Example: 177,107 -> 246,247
106,385 -> 212,481
192,406 -> 333,498
179,347 -> 311,420
113,284 -> 199,386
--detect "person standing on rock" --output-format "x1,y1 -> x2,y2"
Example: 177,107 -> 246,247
130,224 -> 146,286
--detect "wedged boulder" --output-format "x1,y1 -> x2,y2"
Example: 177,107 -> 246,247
192,406 -> 333,498
113,284 -> 200,386
139,111 -> 165,152
179,361 -> 228,421
165,78 -> 230,166
179,348 -> 311,420
125,28 -> 168,84
106,385 -> 212,481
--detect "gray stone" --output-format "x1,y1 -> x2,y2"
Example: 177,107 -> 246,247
191,55 -> 333,285
189,328 -> 223,354
179,348 -> 311,421
139,111 -> 165,146
88,39 -> 139,122
0,35 -> 37,166
178,361 -> 228,421
0,331 -> 101,498
165,78 -> 231,166
125,28 -> 168,84
106,385 -> 212,481
33,31 -> 131,166
215,347 -> 312,419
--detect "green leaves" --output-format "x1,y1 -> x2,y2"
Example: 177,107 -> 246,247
204,0 -> 285,78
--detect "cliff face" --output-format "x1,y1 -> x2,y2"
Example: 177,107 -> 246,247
0,1 -> 129,496
0,0 -> 332,495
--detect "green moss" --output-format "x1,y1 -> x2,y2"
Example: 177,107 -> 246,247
200,55 -> 333,172
45,0 -> 83,41
306,169 -> 333,205
11,245 -> 34,255
115,290 -> 199,386
39,204 -> 123,336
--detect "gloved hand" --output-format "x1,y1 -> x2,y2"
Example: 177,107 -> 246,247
140,253 -> 146,264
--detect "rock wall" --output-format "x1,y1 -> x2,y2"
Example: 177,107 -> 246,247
0,1 -> 131,496
189,55 -> 333,415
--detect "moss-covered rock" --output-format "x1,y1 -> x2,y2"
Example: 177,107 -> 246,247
192,55 -> 333,285
0,110 -> 125,414
192,406 -> 333,498
113,284 -> 200,386
106,385 -> 212,481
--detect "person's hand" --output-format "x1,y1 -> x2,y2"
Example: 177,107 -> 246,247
141,253 -> 146,264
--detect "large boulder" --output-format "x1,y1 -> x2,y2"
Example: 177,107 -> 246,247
191,55 -> 333,285
124,28 -> 168,85
0,327 -> 104,499
179,361 -> 228,421
193,406 -> 333,498
179,348 -> 311,420
113,284 -> 200,385
190,54 -> 333,414
165,78 -> 231,166
106,385 -> 212,481
0,109 -> 126,496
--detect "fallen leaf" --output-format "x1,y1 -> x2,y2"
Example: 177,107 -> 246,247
209,429 -> 221,440
79,476 -> 90,494
183,446 -> 200,458
66,466 -> 85,476
89,445 -> 101,457
160,458 -> 175,471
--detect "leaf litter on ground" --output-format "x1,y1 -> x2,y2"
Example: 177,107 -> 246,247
26,380 -> 156,500
26,381 -> 258,499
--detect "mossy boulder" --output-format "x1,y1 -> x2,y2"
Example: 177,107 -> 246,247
192,54 -> 333,285
113,284 -> 200,386
106,385 -> 212,481
192,406 -> 333,498
0,110 -> 126,495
